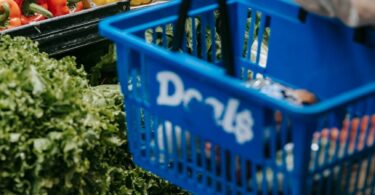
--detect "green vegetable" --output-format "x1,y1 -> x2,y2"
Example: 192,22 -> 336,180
0,35 -> 186,195
89,44 -> 118,86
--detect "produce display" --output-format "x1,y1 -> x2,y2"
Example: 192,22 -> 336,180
0,0 -> 158,31
0,35 -> 186,194
0,0 -> 151,30
0,0 -> 84,30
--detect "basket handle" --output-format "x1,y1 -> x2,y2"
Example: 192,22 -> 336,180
172,0 -> 235,76
354,27 -> 375,48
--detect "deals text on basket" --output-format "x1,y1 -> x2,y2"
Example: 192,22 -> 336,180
156,71 -> 254,144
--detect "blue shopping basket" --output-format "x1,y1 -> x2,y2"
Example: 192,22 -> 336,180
99,0 -> 375,194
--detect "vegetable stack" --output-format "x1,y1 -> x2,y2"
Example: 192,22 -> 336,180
0,35 -> 187,194
0,0 -> 52,29
0,0 -> 155,31
0,0 -> 86,30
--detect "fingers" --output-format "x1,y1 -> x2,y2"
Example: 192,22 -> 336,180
295,0 -> 375,27
351,0 -> 375,26
333,0 -> 375,27
294,0 -> 333,16
332,0 -> 358,27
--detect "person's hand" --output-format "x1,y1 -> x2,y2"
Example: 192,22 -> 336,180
295,0 -> 375,27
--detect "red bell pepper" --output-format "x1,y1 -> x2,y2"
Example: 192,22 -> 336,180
73,1 -> 82,12
13,0 -> 22,6
20,12 -> 44,24
36,0 -> 47,9
0,0 -> 21,29
47,0 -> 69,16
18,0 -> 52,24
69,0 -> 82,13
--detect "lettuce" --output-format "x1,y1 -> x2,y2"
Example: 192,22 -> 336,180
0,35 -> 186,195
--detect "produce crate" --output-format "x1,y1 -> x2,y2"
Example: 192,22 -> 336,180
2,0 -> 129,56
100,0 -> 375,194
